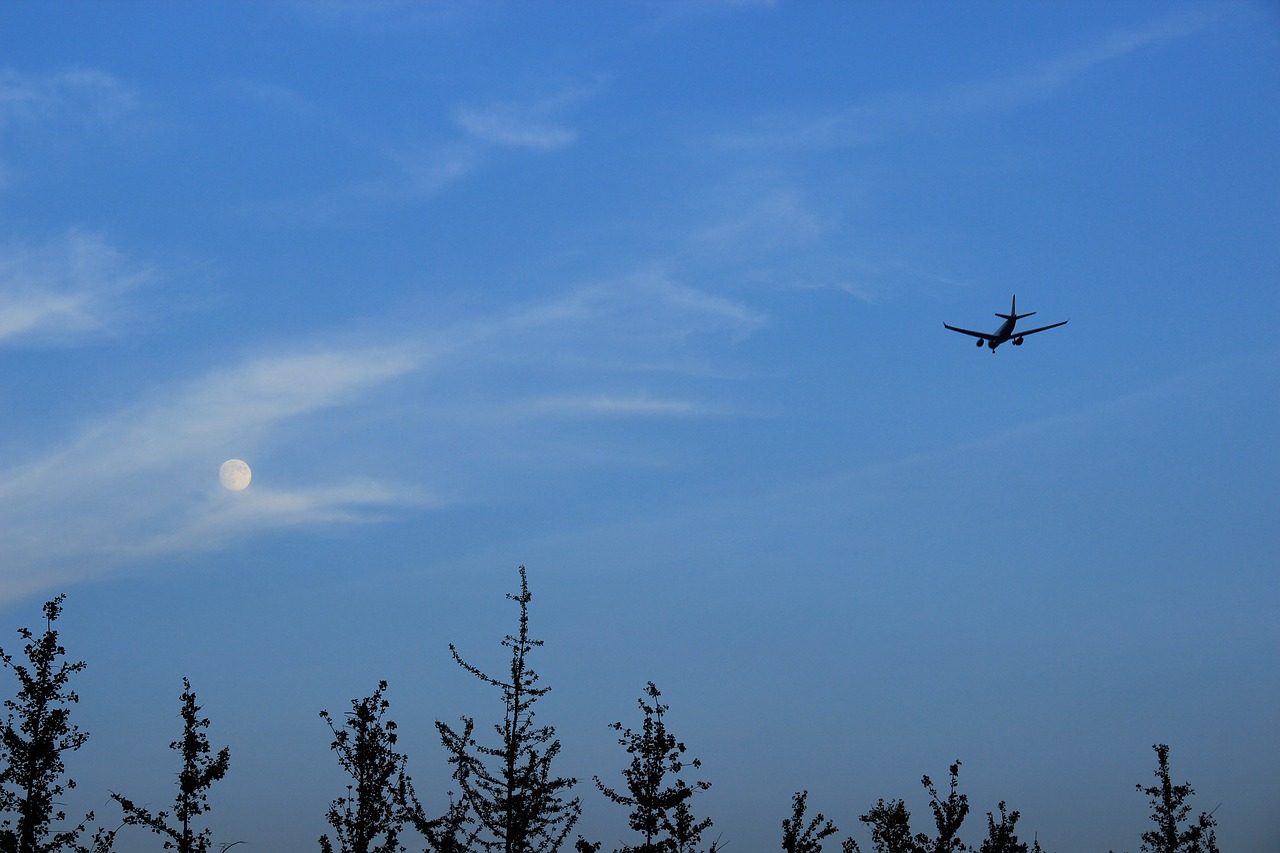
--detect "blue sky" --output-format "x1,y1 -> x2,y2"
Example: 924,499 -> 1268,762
1,1 -> 1277,850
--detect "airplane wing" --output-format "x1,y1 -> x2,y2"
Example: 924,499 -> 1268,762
943,323 -> 987,339
1014,319 -> 1069,337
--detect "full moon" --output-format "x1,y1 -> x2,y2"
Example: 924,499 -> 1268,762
219,459 -> 252,491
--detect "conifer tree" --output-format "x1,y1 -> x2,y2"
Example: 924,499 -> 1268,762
577,682 -> 717,853
436,567 -> 579,853
1135,744 -> 1218,853
108,678 -> 232,853
318,681 -> 410,853
0,595 -> 92,853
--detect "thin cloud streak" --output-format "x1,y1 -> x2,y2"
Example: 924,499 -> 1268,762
0,231 -> 155,345
240,81 -> 594,224
455,107 -> 576,151
0,344 -> 423,597
712,7 -> 1225,151
513,394 -> 706,418
0,67 -> 137,130
0,272 -> 766,597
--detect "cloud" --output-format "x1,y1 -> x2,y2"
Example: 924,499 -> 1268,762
0,344 -> 424,598
0,268 -> 768,599
493,273 -> 767,354
241,82 -> 595,224
514,394 -> 705,419
288,0 -> 485,34
455,82 -> 601,151
0,231 -> 155,345
713,7 -> 1226,152
455,106 -> 576,151
0,67 -> 137,130
939,7 -> 1225,115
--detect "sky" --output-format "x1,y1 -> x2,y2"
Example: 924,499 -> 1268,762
1,1 -> 1277,850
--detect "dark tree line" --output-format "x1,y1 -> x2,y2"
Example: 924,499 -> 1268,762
0,577 -> 1225,853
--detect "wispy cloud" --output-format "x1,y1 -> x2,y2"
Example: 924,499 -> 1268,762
713,7 -> 1226,151
938,7 -> 1225,115
0,344 -> 424,598
455,106 -> 576,151
0,67 -> 138,188
241,82 -> 595,224
455,78 -> 603,151
0,231 -> 155,345
289,0 -> 486,34
513,394 -> 706,419
0,271 -> 766,598
0,67 -> 137,130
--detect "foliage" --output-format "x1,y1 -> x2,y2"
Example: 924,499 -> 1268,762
781,790 -> 853,853
976,802 -> 1037,853
1135,744 -> 1218,853
108,678 -> 232,853
436,567 -> 580,853
858,799 -> 919,853
579,682 -> 717,853
318,680 -> 411,853
858,762 -> 968,853
0,595 -> 92,853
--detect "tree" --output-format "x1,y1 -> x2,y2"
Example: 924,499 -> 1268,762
318,680 -> 411,853
1135,744 -> 1218,853
781,790 -> 853,853
579,682 -> 717,853
0,594 -> 92,853
920,763 -> 968,853
858,799 -> 920,853
859,762 -> 968,853
108,678 -> 232,853
436,567 -> 580,853
977,802 -> 1034,853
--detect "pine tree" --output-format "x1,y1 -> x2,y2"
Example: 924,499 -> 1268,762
0,595 -> 92,853
1135,744 -> 1218,853
436,567 -> 579,853
318,681 -> 410,853
108,678 -> 232,853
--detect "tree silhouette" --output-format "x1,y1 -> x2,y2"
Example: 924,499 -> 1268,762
859,762 -> 968,853
318,680 -> 411,853
781,790 -> 854,853
977,802 -> 1042,853
0,594 -> 92,853
577,682 -> 718,853
107,678 -> 232,853
1134,744 -> 1218,853
858,799 -> 918,853
436,567 -> 580,853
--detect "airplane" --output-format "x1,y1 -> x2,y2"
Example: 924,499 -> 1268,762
944,295 -> 1068,352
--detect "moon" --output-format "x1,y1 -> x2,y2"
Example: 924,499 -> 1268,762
219,459 -> 252,491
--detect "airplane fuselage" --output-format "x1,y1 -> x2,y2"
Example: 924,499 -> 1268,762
944,295 -> 1068,352
983,316 -> 1020,350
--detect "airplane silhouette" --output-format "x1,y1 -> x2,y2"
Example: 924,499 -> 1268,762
944,295 -> 1068,352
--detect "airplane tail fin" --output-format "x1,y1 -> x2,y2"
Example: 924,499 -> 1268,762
996,294 -> 1035,321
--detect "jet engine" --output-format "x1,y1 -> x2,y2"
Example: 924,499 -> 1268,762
1013,336 -> 1024,346
976,338 -> 984,347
